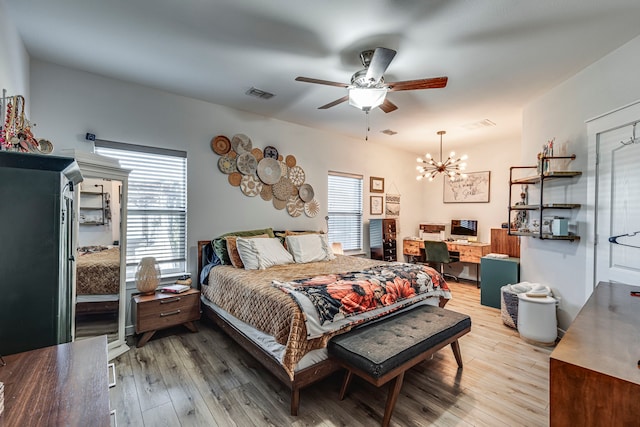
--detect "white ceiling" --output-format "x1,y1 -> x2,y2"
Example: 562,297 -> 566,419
6,0 -> 640,154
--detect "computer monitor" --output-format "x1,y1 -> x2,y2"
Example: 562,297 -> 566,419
450,220 -> 478,239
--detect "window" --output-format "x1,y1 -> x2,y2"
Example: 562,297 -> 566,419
327,172 -> 363,252
95,141 -> 187,280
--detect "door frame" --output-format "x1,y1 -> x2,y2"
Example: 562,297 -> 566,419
585,98 -> 640,294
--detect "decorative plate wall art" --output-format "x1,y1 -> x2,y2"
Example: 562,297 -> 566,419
211,133 -> 321,218
231,134 -> 252,153
289,166 -> 305,187
257,158 -> 282,185
236,152 -> 258,175
240,175 -> 262,196
286,196 -> 304,217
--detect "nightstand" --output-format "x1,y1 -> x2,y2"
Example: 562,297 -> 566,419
132,288 -> 201,347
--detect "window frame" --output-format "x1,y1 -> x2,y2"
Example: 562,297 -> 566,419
327,171 -> 363,253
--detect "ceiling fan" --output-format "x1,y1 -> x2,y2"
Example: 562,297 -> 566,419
295,47 -> 448,113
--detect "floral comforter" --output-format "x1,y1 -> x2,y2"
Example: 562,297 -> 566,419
273,263 -> 451,339
201,255 -> 450,379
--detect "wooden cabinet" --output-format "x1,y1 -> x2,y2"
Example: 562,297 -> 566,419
550,281 -> 640,426
370,218 -> 397,261
0,335 -> 110,426
0,152 -> 82,355
403,239 -> 422,257
508,155 -> 581,241
132,289 -> 201,347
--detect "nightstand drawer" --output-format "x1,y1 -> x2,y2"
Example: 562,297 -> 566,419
403,240 -> 422,256
134,290 -> 200,333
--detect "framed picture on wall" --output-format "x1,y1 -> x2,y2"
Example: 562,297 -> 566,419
370,196 -> 383,215
443,171 -> 491,203
370,176 -> 384,193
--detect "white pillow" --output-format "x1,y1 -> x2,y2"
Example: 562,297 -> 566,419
285,233 -> 336,263
236,237 -> 294,270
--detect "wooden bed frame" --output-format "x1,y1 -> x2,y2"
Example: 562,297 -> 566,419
197,240 -> 341,416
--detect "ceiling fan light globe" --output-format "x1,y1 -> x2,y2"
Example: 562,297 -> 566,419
348,87 -> 387,110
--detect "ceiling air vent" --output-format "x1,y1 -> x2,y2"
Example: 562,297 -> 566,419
461,119 -> 496,131
381,129 -> 398,136
245,87 -> 275,100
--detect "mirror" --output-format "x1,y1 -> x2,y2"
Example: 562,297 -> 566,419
75,177 -> 122,344
64,149 -> 130,360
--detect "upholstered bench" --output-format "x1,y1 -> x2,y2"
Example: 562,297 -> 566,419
327,304 -> 471,427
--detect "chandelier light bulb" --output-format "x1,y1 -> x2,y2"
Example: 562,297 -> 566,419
461,154 -> 468,161
425,153 -> 432,159
416,157 -> 423,162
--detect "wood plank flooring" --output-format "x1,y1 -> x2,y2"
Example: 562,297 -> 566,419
109,281 -> 552,426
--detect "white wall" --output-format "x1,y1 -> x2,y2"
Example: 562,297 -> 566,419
29,60 -> 430,277
0,0 -> 29,107
522,34 -> 640,330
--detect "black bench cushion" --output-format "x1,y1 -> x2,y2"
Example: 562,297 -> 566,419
328,305 -> 471,378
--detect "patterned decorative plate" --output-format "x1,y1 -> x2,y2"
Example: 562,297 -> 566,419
251,147 -> 264,161
286,196 -> 304,217
240,175 -> 262,197
227,150 -> 237,159
298,183 -> 314,202
279,160 -> 289,179
236,152 -> 258,175
273,177 -> 294,201
273,197 -> 287,210
304,199 -> 320,217
285,155 -> 297,168
218,154 -> 237,174
211,135 -> 231,155
257,158 -> 282,185
260,184 -> 273,201
231,134 -> 252,153
288,166 -> 306,187
263,145 -> 278,159
228,172 -> 242,187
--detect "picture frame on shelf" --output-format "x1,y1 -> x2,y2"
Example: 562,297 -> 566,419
370,196 -> 383,215
443,171 -> 491,203
370,176 -> 384,193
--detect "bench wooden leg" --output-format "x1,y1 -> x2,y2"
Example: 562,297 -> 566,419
451,340 -> 463,368
382,372 -> 405,427
339,369 -> 353,400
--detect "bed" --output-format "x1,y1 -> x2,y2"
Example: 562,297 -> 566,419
197,238 -> 451,415
76,246 -> 121,314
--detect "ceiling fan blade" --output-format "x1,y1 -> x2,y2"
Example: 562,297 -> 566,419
365,47 -> 397,84
295,76 -> 349,88
387,77 -> 448,92
379,99 -> 398,113
318,95 -> 349,109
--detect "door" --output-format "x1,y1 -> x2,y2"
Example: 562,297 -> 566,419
595,124 -> 640,285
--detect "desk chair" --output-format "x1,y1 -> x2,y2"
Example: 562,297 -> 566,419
423,240 -> 460,282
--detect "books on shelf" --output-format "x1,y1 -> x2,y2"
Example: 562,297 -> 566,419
161,284 -> 190,294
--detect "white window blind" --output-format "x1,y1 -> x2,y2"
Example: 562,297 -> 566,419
95,141 -> 187,280
327,172 -> 363,252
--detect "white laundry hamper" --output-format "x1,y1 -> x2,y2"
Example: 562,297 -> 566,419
517,294 -> 557,346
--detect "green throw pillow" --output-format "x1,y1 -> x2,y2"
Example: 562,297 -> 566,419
212,228 -> 275,265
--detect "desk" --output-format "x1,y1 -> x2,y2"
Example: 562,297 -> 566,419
403,239 -> 491,285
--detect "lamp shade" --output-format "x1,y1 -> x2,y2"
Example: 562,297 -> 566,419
349,87 -> 387,111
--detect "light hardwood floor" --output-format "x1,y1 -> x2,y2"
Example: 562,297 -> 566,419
109,281 -> 552,426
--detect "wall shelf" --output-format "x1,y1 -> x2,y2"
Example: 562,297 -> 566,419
508,155 -> 581,242
79,185 -> 106,225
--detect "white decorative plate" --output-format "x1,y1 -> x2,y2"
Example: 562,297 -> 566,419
240,175 -> 262,197
286,196 -> 304,217
304,199 -> 320,217
236,152 -> 258,175
257,158 -> 282,185
231,134 -> 252,153
289,166 -> 305,187
218,155 -> 237,174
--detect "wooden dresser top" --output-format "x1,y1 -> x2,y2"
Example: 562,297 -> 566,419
550,281 -> 640,385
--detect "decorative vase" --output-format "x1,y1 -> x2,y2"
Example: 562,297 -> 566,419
135,257 -> 160,295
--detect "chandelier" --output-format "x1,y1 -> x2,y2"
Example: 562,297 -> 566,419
416,131 -> 468,181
